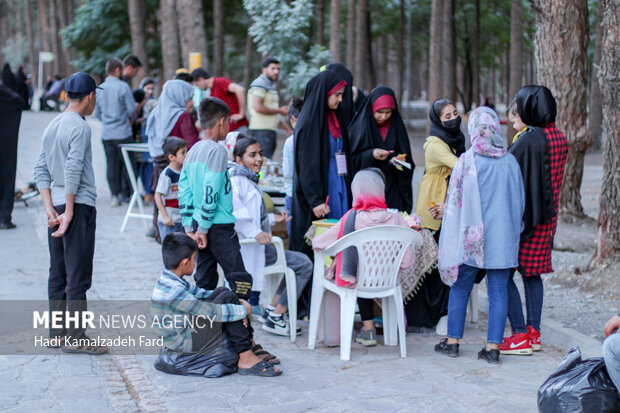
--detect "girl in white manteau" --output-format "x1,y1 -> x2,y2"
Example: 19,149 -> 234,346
229,135 -> 313,337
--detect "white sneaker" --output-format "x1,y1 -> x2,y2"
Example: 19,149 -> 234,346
110,196 -> 121,207
262,312 -> 302,337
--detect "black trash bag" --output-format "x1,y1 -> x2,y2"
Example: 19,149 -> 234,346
538,347 -> 620,413
154,330 -> 239,378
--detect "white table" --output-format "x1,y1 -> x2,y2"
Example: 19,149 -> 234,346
120,143 -> 151,232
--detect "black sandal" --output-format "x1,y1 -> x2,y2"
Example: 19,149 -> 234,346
62,336 -> 109,355
238,360 -> 282,377
251,344 -> 280,365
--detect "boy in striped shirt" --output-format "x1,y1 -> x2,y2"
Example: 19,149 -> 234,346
151,233 -> 281,376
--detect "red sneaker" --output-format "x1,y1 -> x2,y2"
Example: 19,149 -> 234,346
499,332 -> 533,355
528,326 -> 542,351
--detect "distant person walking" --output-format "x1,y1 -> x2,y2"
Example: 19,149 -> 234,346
0,81 -> 24,229
122,54 -> 142,84
192,68 -> 248,133
94,58 -> 138,206
247,57 -> 291,158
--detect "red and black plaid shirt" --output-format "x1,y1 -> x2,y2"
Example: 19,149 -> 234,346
518,123 -> 569,276
211,77 -> 248,131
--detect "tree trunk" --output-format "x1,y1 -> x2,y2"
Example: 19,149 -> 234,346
397,0 -> 405,103
128,0 -> 150,84
346,0 -> 356,70
587,0 -> 604,151
355,0 -> 373,90
329,0 -> 341,62
428,0 -> 442,104
243,33 -> 253,89
56,0 -> 74,75
159,0 -> 181,81
47,0 -> 60,74
176,0 -> 209,70
507,0 -> 522,144
317,0 -> 326,46
24,0 -> 37,82
213,0 -> 224,75
38,0 -> 51,78
472,0 -> 480,107
441,0 -> 455,102
593,0 -> 620,265
534,0 -> 590,219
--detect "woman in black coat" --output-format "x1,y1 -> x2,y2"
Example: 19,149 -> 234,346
289,70 -> 352,257
348,86 -> 414,213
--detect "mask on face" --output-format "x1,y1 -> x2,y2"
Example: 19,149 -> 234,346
443,116 -> 461,132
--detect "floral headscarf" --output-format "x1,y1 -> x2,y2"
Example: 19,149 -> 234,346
438,107 -> 506,285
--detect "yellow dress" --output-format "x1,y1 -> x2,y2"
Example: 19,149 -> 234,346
415,136 -> 459,230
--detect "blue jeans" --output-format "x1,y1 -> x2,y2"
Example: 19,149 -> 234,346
506,269 -> 544,333
157,221 -> 184,241
603,333 -> 620,391
285,196 -> 292,235
447,264 -> 510,344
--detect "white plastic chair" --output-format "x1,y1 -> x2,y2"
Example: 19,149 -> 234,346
217,236 -> 298,342
308,226 -> 423,360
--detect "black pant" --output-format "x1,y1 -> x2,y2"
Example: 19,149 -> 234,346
102,137 -> 134,197
194,223 -> 248,290
48,203 -> 96,339
191,287 -> 252,354
358,298 -> 375,322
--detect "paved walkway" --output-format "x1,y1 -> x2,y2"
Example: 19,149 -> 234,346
0,111 -> 567,412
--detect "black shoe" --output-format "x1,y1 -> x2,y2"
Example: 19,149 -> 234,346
478,347 -> 500,364
435,338 -> 459,357
0,221 -> 16,229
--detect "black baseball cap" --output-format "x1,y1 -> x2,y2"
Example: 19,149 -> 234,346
65,72 -> 101,99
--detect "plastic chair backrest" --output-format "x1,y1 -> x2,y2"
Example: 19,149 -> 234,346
320,225 -> 422,292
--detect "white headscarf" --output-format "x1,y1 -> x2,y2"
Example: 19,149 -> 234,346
145,79 -> 194,156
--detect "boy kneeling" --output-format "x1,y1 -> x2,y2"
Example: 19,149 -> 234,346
151,233 -> 281,377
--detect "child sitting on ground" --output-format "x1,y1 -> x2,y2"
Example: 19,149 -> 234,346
151,233 -> 281,376
312,168 -> 415,347
154,137 -> 187,239
281,97 -> 303,235
178,97 -> 281,364
229,136 -> 313,337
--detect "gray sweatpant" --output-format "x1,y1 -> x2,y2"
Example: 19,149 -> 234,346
265,245 -> 313,308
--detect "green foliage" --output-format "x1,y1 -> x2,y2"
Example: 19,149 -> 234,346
62,0 -> 131,76
62,0 -> 161,77
243,0 -> 332,97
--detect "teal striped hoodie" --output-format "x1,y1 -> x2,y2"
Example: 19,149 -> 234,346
178,139 -> 235,233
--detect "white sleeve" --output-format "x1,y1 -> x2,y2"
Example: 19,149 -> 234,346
231,176 -> 263,239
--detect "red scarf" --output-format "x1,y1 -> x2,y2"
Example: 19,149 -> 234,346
372,94 -> 395,142
352,195 -> 387,211
327,80 -> 347,139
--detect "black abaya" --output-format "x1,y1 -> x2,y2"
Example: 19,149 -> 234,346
0,84 -> 24,225
348,86 -> 415,213
289,70 -> 352,257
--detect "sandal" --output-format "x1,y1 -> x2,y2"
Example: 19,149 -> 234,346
61,336 -> 109,355
238,360 -> 282,377
251,344 -> 280,365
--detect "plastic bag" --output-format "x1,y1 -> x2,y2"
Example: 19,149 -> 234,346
154,331 -> 239,378
538,347 -> 620,413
